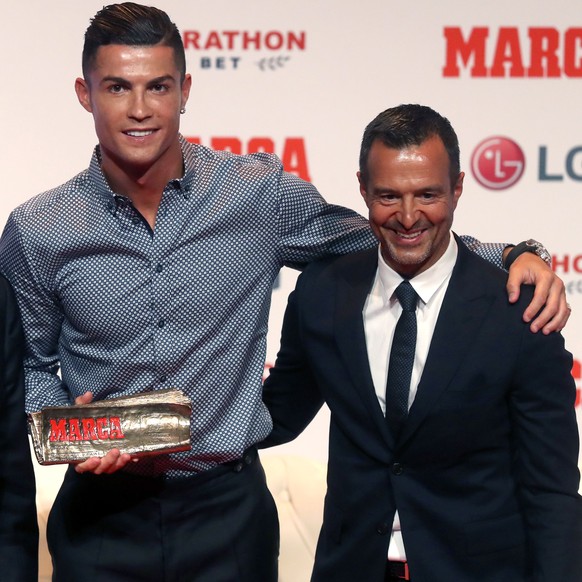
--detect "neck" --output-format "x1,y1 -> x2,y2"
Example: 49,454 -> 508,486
100,140 -> 184,229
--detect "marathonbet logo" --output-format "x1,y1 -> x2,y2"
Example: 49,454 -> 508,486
182,29 -> 306,72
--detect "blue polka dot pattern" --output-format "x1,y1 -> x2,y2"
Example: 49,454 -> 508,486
0,137 -> 505,478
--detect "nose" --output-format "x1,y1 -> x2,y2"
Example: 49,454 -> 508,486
398,197 -> 419,229
128,90 -> 152,121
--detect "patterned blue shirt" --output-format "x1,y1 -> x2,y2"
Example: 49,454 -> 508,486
0,137 -> 504,477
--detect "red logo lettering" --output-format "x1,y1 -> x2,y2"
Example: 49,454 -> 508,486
187,136 -> 311,181
48,417 -> 126,442
49,419 -> 68,442
183,30 -> 306,51
552,255 -> 582,274
443,27 -> 582,78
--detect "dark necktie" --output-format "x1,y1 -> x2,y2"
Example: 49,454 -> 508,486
385,280 -> 418,435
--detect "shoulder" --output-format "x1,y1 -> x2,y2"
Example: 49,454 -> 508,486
182,140 -> 318,206
9,170 -> 91,226
456,234 -> 511,288
298,249 -> 376,289
455,235 -> 535,313
184,139 -> 284,177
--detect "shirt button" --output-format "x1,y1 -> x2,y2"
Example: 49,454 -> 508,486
132,217 -> 140,225
392,463 -> 404,476
156,263 -> 163,273
159,375 -> 167,383
233,462 -> 244,473
158,318 -> 165,328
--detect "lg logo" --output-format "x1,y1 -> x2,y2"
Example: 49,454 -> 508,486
471,137 -> 582,189
470,137 -> 526,190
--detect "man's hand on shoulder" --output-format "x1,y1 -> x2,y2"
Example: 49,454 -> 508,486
505,252 -> 570,334
72,391 -> 133,475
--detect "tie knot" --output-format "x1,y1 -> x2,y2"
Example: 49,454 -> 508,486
395,280 -> 417,312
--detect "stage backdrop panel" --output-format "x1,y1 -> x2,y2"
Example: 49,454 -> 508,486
1,0 -> 580,470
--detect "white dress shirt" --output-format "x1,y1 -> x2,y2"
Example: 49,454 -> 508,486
363,233 -> 458,561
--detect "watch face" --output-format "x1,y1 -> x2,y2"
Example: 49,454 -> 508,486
526,239 -> 551,264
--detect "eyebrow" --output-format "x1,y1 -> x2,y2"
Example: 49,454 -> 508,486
99,75 -> 177,86
372,184 -> 447,195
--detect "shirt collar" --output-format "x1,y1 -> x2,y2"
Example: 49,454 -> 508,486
377,232 -> 458,307
87,134 -> 197,200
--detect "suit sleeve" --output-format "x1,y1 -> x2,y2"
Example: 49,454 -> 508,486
0,275 -> 39,582
510,317 -> 582,580
261,280 -> 325,448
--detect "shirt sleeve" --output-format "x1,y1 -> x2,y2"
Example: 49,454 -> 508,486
275,170 -> 377,269
0,214 -> 70,412
458,235 -> 507,270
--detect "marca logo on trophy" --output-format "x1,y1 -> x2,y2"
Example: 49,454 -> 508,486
29,389 -> 192,465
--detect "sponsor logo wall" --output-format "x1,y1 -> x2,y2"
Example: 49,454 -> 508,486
1,0 -> 580,470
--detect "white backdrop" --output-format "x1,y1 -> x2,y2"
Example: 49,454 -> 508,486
1,0 -> 580,469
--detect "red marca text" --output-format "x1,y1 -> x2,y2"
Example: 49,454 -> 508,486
187,137 -> 311,182
49,417 -> 126,442
443,27 -> 582,77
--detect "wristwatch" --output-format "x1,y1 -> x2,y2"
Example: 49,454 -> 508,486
503,239 -> 552,270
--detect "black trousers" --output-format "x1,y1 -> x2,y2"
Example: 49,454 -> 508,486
47,449 -> 279,582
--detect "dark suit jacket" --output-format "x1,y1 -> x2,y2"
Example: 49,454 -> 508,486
0,275 -> 38,581
262,236 -> 582,581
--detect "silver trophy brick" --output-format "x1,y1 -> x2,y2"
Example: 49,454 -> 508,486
29,388 -> 192,465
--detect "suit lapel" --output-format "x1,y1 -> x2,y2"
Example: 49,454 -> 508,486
398,241 -> 497,447
333,250 -> 394,443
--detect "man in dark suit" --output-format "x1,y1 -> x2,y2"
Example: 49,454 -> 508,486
0,274 -> 38,581
262,104 -> 582,581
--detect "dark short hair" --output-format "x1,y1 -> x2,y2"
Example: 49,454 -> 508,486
359,104 -> 460,187
82,2 -> 186,81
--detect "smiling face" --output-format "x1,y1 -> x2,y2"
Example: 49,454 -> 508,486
358,135 -> 464,278
75,43 -> 191,185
